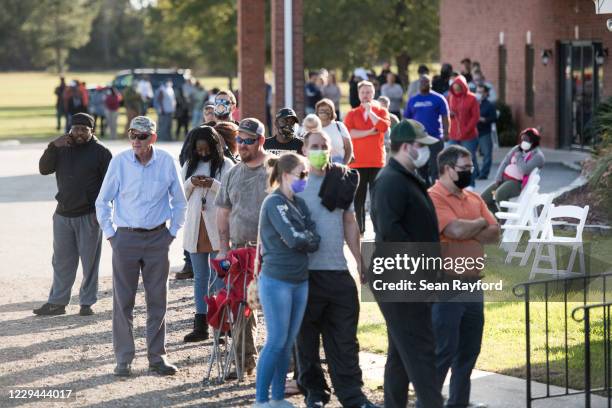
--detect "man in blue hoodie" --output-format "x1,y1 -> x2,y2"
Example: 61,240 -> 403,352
476,84 -> 497,180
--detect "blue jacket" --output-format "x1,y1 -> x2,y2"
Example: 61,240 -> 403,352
477,98 -> 496,135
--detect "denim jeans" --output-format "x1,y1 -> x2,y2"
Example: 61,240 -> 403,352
256,274 -> 308,403
157,113 -> 173,141
189,252 -> 223,314
432,298 -> 484,408
478,133 -> 493,179
448,138 -> 480,187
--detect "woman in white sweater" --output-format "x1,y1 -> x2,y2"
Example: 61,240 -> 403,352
181,125 -> 234,342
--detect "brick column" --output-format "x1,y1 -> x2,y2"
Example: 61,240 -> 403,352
271,0 -> 304,119
238,0 -> 266,122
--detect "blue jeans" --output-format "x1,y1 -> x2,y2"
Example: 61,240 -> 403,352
478,133 -> 493,179
189,252 -> 223,314
157,112 -> 173,141
191,109 -> 203,128
432,298 -> 484,408
448,138 -> 479,186
256,274 -> 308,403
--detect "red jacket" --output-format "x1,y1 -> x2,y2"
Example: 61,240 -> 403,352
448,75 -> 480,141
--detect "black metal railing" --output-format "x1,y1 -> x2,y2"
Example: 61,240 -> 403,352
572,301 -> 612,408
513,272 -> 612,407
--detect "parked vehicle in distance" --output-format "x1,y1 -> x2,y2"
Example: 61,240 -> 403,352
111,68 -> 192,92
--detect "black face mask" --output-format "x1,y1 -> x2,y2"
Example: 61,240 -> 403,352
453,170 -> 472,189
199,154 -> 212,162
277,121 -> 296,138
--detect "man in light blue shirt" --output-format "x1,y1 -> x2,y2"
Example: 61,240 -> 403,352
96,116 -> 186,377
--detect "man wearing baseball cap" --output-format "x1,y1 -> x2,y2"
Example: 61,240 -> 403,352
34,113 -> 113,317
95,116 -> 187,377
370,119 -> 444,408
214,117 -> 269,377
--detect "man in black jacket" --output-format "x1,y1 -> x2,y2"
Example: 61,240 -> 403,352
370,119 -> 444,408
34,113 -> 112,316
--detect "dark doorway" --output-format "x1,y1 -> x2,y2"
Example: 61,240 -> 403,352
558,41 -> 604,149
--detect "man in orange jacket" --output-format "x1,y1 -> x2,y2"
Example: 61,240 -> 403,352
344,80 -> 390,235
448,75 -> 480,187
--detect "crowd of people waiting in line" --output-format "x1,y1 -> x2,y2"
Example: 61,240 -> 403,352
39,61 -> 546,407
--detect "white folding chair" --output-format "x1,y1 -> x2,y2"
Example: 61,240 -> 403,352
497,181 -> 540,257
500,193 -> 553,265
529,204 -> 589,280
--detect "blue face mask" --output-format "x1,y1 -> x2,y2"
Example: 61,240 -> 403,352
291,178 -> 307,194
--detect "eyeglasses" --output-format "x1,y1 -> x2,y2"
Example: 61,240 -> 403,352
236,136 -> 258,145
128,130 -> 152,141
291,170 -> 309,180
317,110 -> 333,115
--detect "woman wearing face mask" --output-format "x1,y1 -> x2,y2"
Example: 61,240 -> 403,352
254,153 -> 320,408
315,98 -> 354,164
481,128 -> 545,214
181,126 -> 235,342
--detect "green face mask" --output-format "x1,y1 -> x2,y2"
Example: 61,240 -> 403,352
308,150 -> 328,170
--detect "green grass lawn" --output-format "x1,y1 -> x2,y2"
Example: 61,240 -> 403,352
0,72 -> 234,141
357,234 -> 612,391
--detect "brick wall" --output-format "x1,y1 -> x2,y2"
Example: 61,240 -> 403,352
440,0 -> 612,148
238,0 -> 266,122
271,0 -> 305,120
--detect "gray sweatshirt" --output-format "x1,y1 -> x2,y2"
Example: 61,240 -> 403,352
259,189 -> 320,283
495,146 -> 545,183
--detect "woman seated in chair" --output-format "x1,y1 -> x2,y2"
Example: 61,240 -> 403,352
481,128 -> 545,214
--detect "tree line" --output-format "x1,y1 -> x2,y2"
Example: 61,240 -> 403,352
0,0 -> 439,83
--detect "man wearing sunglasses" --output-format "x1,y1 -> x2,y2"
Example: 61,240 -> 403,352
95,116 -> 187,377
215,117 -> 269,377
34,113 -> 113,317
264,107 -> 303,156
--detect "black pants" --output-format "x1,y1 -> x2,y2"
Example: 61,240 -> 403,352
417,140 -> 444,187
377,302 -> 443,408
354,167 -> 380,235
297,270 -> 365,407
93,114 -> 105,137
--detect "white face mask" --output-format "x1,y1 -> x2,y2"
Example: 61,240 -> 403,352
412,146 -> 430,168
475,92 -> 483,102
520,141 -> 532,151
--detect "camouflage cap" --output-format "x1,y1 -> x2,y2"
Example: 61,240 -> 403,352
129,116 -> 156,134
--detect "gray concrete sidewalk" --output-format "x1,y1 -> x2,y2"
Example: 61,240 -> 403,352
360,351 -> 608,408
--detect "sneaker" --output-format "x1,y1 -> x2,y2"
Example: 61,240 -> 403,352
33,303 -> 66,316
175,263 -> 193,280
149,357 -> 178,376
306,401 -> 325,408
79,305 -> 94,316
358,401 -> 381,408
